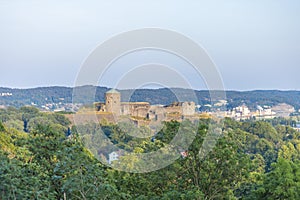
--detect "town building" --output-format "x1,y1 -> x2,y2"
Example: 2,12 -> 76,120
108,151 -> 119,164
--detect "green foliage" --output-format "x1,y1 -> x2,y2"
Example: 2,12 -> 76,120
0,109 -> 300,199
0,121 -> 5,132
4,120 -> 23,131
242,121 -> 281,143
254,158 -> 300,200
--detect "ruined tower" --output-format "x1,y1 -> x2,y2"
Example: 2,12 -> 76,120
182,102 -> 196,116
105,89 -> 121,116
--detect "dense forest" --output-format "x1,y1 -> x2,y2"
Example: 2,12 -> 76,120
1,86 -> 300,111
1,107 -> 300,199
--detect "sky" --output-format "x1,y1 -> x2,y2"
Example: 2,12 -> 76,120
0,0 -> 299,90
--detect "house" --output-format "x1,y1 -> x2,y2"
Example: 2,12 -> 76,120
108,151 -> 119,164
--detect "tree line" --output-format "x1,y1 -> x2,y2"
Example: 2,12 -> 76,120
0,107 -> 300,199
2,86 -> 300,111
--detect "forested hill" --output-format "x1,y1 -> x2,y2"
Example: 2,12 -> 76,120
1,109 -> 300,199
1,86 -> 300,110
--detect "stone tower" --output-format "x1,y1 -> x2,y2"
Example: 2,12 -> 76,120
105,89 -> 121,116
182,102 -> 196,116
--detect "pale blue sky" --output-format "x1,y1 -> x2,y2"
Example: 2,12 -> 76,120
0,0 -> 299,90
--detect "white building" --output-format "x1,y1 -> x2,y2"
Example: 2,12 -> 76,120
108,151 -> 119,164
0,93 -> 12,97
228,105 -> 251,120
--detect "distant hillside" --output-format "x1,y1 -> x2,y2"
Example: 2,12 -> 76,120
1,86 -> 300,111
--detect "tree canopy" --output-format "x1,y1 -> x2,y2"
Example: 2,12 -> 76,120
0,108 -> 300,199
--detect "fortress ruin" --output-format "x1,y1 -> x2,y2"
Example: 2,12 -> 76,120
94,89 -> 196,121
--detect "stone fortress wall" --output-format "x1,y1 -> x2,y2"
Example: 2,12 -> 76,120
94,89 -> 196,121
